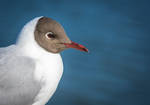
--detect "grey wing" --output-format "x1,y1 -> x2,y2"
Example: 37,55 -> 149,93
0,46 -> 41,105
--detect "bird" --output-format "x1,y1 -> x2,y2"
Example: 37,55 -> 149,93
0,16 -> 88,105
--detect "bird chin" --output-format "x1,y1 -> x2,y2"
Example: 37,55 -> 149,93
49,45 -> 67,53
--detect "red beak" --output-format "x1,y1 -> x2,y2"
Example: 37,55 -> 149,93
64,41 -> 88,52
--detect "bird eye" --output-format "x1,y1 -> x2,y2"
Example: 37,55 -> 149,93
45,32 -> 55,39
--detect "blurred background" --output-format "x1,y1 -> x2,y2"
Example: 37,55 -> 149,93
0,0 -> 150,105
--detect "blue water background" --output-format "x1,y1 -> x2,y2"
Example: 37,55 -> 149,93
0,0 -> 150,105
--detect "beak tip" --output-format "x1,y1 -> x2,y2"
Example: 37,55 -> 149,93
83,48 -> 89,53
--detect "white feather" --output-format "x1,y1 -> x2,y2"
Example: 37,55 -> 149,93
17,17 -> 63,105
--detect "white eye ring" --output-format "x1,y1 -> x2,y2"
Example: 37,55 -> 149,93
45,32 -> 55,39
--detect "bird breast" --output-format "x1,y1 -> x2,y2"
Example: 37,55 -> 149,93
33,54 -> 63,105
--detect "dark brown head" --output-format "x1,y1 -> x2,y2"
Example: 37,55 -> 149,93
34,17 -> 88,53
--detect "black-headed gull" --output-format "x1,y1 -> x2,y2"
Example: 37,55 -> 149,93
0,16 -> 88,105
